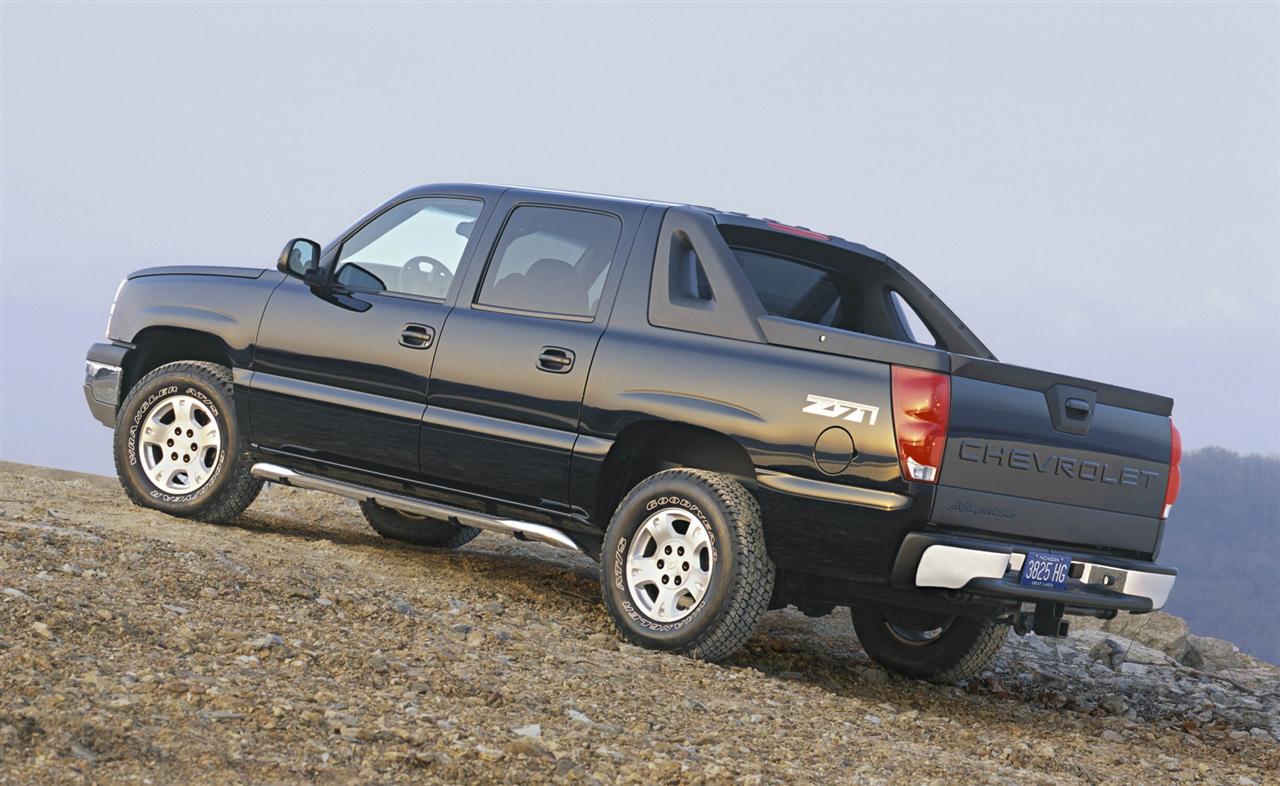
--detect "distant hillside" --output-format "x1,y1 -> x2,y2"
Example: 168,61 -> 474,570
1160,447 -> 1280,664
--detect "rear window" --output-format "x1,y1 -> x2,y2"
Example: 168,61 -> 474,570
722,225 -> 945,347
731,249 -> 847,328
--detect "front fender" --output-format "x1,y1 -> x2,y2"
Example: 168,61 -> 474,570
108,270 -> 286,360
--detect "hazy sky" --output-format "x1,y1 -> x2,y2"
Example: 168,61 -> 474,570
2,2 -> 1277,475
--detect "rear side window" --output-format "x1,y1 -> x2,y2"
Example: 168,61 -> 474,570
731,249 -> 847,327
477,206 -> 622,318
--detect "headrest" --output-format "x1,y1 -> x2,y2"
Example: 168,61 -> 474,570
527,257 -> 577,281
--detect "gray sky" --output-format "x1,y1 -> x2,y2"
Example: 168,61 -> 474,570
2,2 -> 1277,474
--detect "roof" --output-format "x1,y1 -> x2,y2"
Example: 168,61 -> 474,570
394,182 -> 888,261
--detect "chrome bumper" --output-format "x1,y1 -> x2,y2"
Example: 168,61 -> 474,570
85,361 -> 121,406
898,533 -> 1177,613
83,342 -> 129,427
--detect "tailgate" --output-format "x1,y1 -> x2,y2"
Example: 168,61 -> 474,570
932,358 -> 1172,557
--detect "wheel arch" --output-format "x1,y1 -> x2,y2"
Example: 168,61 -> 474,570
594,420 -> 757,523
122,326 -> 235,397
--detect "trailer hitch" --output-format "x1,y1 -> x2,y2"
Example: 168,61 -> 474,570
1013,601 -> 1069,637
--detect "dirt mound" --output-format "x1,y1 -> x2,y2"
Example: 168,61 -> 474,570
1,461 -> 1276,784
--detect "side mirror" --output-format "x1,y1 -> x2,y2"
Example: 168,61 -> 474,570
277,238 -> 323,283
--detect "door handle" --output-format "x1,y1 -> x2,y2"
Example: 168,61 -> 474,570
536,346 -> 574,373
399,323 -> 435,349
1064,397 -> 1091,420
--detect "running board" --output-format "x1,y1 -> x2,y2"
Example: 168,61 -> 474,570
250,462 -> 585,554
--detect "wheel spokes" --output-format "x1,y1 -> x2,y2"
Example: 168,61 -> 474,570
628,556 -> 665,587
685,523 -> 711,554
195,421 -> 220,450
640,513 -> 672,543
625,506 -> 716,624
171,396 -> 194,428
137,394 -> 223,494
684,565 -> 711,602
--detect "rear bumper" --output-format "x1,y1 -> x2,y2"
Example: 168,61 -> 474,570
83,342 -> 129,427
893,531 -> 1177,614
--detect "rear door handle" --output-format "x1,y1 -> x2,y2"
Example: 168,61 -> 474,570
537,346 -> 574,373
399,323 -> 435,349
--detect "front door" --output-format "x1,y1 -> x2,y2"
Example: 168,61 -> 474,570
251,194 -> 490,475
421,196 -> 641,507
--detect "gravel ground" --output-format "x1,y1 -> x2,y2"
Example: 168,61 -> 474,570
1,461 -> 1276,785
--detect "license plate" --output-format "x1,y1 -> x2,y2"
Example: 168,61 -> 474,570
1020,551 -> 1072,589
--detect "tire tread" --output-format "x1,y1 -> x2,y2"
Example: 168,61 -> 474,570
931,617 -> 1008,683
603,468 -> 775,662
852,605 -> 1009,684
114,361 -> 261,523
359,500 -> 482,549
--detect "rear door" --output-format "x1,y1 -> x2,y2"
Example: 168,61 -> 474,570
934,357 -> 1174,556
420,193 -> 642,508
251,194 -> 491,474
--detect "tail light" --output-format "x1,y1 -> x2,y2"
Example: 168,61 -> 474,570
765,221 -> 831,241
1163,419 -> 1182,518
891,366 -> 951,483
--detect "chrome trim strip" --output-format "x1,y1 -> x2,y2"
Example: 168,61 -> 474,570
85,361 -> 122,406
250,462 -> 583,553
756,471 -> 911,511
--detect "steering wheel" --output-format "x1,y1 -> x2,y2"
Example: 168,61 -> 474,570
400,256 -> 453,298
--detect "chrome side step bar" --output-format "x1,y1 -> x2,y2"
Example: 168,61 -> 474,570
250,462 -> 584,553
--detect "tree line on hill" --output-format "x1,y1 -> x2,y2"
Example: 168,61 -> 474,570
1159,447 -> 1279,664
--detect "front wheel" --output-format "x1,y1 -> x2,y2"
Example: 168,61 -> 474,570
851,604 -> 1008,683
113,361 -> 261,523
600,469 -> 775,662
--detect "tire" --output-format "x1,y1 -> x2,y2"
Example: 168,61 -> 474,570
359,501 -> 481,549
851,604 -> 1008,683
114,361 -> 261,523
600,468 -> 774,662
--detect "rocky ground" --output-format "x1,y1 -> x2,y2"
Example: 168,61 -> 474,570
1,461 -> 1276,785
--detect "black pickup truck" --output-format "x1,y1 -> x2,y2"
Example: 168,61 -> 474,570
84,183 -> 1181,682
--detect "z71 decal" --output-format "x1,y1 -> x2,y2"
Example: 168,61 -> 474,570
802,394 -> 880,426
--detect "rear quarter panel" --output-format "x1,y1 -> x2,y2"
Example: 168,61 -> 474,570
580,324 -> 934,580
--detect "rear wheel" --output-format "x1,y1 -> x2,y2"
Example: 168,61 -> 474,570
359,501 -> 481,549
851,604 -> 1008,683
600,468 -> 774,661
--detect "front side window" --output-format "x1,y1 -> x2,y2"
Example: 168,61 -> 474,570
732,248 -> 848,328
335,197 -> 484,299
476,206 -> 622,318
